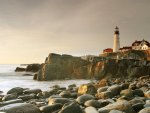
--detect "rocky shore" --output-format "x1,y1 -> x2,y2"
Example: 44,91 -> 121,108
0,76 -> 149,113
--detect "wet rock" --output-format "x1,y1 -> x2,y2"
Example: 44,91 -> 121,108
23,89 -> 42,94
48,98 -> 72,105
76,94 -> 95,104
84,100 -> 102,108
2,94 -> 17,101
26,64 -> 41,72
7,87 -> 24,95
59,91 -> 71,98
129,98 -> 145,105
40,103 -> 63,113
78,84 -> 97,96
84,106 -> 99,113
107,85 -> 121,96
18,94 -> 36,101
98,101 -> 136,113
0,103 -> 41,113
0,99 -> 23,107
58,102 -> 83,113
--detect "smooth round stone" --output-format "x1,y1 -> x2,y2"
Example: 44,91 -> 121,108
84,100 -> 102,108
144,103 -> 150,108
40,103 -> 63,113
18,94 -> 36,101
84,106 -> 99,113
7,87 -> 24,95
76,94 -> 95,104
58,103 -> 83,113
48,98 -> 72,105
0,103 -> 41,113
0,99 -> 23,107
107,85 -> 121,96
139,107 -> 150,113
59,91 -> 71,98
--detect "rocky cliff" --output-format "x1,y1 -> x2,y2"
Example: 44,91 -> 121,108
35,52 -> 150,81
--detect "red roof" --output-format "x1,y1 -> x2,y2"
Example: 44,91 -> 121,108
103,48 -> 113,53
119,46 -> 132,50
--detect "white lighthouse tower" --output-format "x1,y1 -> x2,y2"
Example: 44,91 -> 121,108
113,26 -> 120,52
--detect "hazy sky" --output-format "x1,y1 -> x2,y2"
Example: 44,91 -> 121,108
0,0 -> 150,64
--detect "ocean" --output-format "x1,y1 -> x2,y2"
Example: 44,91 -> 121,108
0,64 -> 90,94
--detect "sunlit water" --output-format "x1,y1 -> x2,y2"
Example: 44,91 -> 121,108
0,65 -> 90,94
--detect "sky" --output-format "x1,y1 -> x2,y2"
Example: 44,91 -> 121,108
0,0 -> 150,64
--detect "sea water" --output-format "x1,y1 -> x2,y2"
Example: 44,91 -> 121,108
0,64 -> 90,94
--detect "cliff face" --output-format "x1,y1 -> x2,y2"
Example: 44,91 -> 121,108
35,52 -> 150,81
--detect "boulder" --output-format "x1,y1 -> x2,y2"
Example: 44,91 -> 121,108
120,89 -> 133,98
107,85 -> 121,96
18,94 -> 36,101
0,103 -> 41,113
59,91 -> 71,98
97,86 -> 109,93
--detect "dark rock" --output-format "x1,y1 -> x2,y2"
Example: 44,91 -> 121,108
15,67 -> 25,72
0,99 -> 23,107
107,85 -> 121,96
23,89 -> 42,94
7,87 -> 24,95
26,64 -> 41,72
59,91 -> 71,98
2,94 -> 17,101
18,94 -> 36,101
97,86 -> 109,93
132,103 -> 144,112
58,102 -> 83,113
40,103 -> 63,113
133,89 -> 144,97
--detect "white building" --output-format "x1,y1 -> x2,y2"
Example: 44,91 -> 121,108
132,39 -> 150,50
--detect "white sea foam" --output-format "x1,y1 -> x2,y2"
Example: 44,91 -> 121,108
0,64 -> 90,94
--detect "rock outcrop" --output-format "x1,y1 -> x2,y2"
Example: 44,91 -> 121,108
35,52 -> 150,81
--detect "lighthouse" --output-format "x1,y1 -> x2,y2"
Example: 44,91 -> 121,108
113,26 -> 120,52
